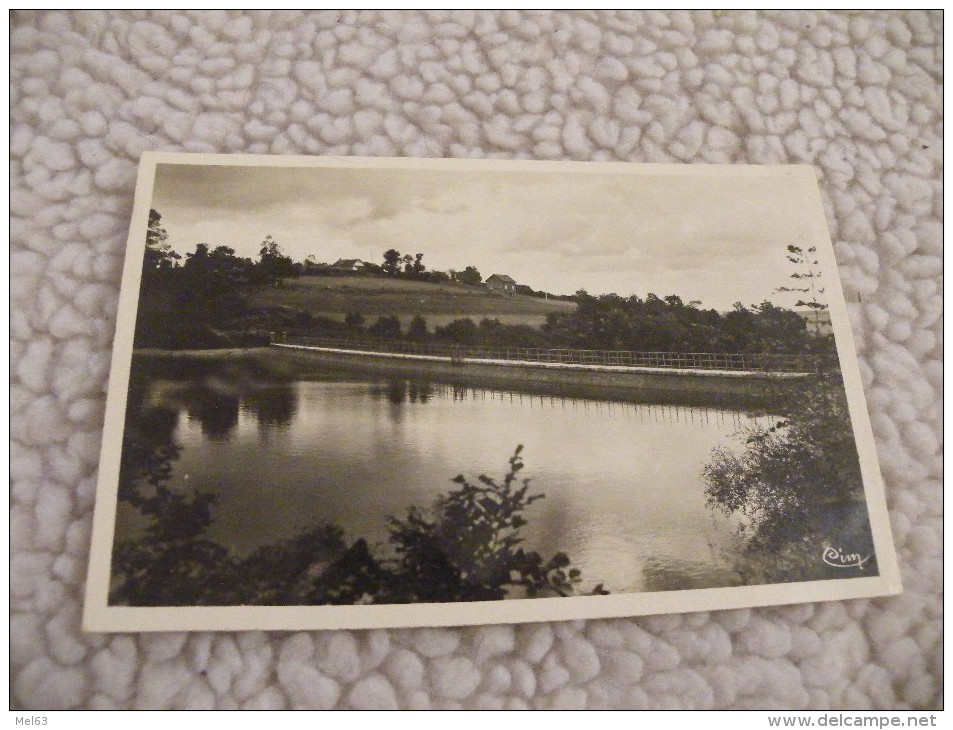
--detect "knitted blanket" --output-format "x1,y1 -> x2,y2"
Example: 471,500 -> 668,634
10,10 -> 941,710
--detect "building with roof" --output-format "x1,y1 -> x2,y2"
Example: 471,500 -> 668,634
331,258 -> 372,271
485,274 -> 517,293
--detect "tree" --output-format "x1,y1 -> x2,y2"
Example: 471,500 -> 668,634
704,258 -> 867,585
435,318 -> 478,345
412,253 -> 426,276
478,318 -> 548,348
406,315 -> 428,340
777,244 -> 825,325
144,209 -> 180,273
368,315 -> 402,339
111,370 -> 235,605
703,377 -> 874,584
382,249 -> 401,276
458,266 -> 482,286
255,235 -> 296,286
176,243 -> 257,328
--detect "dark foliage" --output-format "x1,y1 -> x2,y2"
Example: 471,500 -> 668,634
238,525 -> 352,605
253,235 -> 298,286
111,419 -> 592,605
406,314 -> 429,341
701,241 -> 872,584
703,374 -> 875,584
383,446 -> 584,601
368,315 -> 402,339
134,214 -> 303,349
541,291 -> 829,358
434,317 -> 479,345
345,311 -> 366,329
457,266 -> 482,286
382,248 -> 402,276
475,318 -> 549,349
144,208 -> 180,273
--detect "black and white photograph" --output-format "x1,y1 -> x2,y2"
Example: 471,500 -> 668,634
84,154 -> 900,631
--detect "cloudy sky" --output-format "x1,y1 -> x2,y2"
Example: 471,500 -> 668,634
150,160 -> 827,311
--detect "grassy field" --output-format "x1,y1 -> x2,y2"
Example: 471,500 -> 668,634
250,275 -> 577,329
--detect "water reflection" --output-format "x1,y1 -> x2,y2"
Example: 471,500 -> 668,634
243,386 -> 299,431
143,381 -> 301,439
368,379 -> 756,430
370,380 -> 437,407
114,367 -> 777,599
187,390 -> 240,440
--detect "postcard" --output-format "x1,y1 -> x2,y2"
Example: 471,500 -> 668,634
83,153 -> 901,632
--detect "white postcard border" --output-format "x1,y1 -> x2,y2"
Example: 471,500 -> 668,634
83,153 -> 902,633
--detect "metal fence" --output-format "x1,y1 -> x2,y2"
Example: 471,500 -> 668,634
274,334 -> 815,373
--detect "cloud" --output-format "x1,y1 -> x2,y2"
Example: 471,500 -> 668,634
149,161 -> 821,309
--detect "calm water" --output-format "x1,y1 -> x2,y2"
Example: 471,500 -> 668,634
130,374 -> 766,594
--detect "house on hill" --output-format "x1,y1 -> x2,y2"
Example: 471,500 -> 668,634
329,258 -> 382,275
331,258 -> 371,271
485,274 -> 517,294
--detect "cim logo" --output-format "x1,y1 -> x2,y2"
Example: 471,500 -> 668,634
822,546 -> 872,571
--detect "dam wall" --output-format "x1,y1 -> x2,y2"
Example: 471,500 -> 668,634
271,344 -> 809,407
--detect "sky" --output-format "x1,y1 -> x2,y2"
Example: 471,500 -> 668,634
149,161 -> 829,311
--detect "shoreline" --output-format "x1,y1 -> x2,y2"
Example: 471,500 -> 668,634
131,346 -> 804,410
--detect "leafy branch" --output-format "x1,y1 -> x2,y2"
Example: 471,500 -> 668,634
385,445 -> 594,601
111,444 -> 598,606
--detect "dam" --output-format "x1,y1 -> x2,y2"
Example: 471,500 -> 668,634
270,337 -> 814,407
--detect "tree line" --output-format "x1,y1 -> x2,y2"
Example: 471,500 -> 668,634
542,291 -> 832,357
377,248 -> 486,287
136,209 -> 300,348
139,208 -> 834,361
336,292 -> 835,362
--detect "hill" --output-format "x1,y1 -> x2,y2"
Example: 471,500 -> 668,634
250,275 -> 577,329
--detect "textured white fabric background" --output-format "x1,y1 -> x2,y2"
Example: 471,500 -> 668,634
10,10 -> 942,710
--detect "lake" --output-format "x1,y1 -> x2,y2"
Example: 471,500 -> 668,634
120,365 -> 769,596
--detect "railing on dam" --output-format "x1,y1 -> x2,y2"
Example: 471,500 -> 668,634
274,334 -> 816,374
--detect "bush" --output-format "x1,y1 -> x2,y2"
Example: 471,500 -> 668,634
384,446 -> 586,602
368,315 -> 402,339
111,443 -> 594,605
345,311 -> 365,329
406,315 -> 428,340
703,375 -> 876,584
435,318 -> 478,345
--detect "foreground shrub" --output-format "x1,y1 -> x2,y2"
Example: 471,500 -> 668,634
703,376 -> 876,584
111,445 -> 594,606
